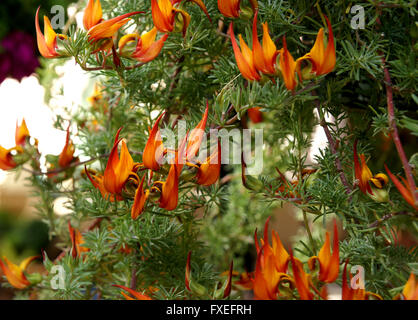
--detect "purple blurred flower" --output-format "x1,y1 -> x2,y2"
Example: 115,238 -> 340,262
0,31 -> 40,83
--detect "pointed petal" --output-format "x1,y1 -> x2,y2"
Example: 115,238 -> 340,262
385,164 -> 417,209
318,16 -> 336,75
187,102 -> 209,161
196,140 -> 221,186
133,33 -> 168,63
279,37 -> 297,90
131,175 -> 149,219
143,113 -> 165,171
88,11 -> 144,41
83,0 -> 103,30
228,23 -> 260,81
151,0 -> 174,33
35,7 -> 58,58
15,119 -> 30,146
218,0 -> 240,18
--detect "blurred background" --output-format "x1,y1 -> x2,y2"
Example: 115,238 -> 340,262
0,0 -> 79,299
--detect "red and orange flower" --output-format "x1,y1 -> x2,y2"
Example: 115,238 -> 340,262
0,256 -> 38,289
118,27 -> 169,63
35,7 -> 68,58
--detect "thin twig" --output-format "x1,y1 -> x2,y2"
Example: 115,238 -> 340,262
368,211 -> 415,228
313,92 -> 352,195
381,57 -> 417,202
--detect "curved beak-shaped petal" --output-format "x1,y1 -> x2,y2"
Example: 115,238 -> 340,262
58,126 -> 76,168
279,37 -> 297,91
296,16 -> 335,78
229,23 -> 260,81
188,0 -> 212,22
159,163 -> 179,210
223,261 -> 234,298
131,28 -> 169,63
103,128 -> 134,195
68,222 -> 89,259
15,119 -> 30,147
131,175 -> 149,219
196,140 -> 221,186
186,102 -> 209,161
87,11 -> 144,42
113,285 -> 152,300
290,250 -> 313,300
252,12 -> 278,75
83,0 -> 103,30
143,113 -> 165,171
0,256 -> 37,289
353,141 -> 373,195
35,7 -> 60,58
0,146 -> 17,170
308,220 -> 339,283
385,164 -> 418,210
402,273 -> 418,300
151,0 -> 175,33
218,0 -> 241,18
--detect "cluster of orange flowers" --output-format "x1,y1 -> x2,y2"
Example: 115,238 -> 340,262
85,103 -> 220,219
0,120 -> 77,176
35,0 -> 214,65
0,120 -> 30,171
226,218 -> 417,300
229,11 -> 335,90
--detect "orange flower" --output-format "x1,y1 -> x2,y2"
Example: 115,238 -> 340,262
218,0 -> 240,18
279,37 -> 297,91
35,7 -> 67,58
254,217 -> 290,273
401,273 -> 418,300
252,12 -> 278,75
289,250 -> 314,300
118,28 -> 168,63
228,22 -> 261,81
85,128 -> 136,201
83,0 -> 143,42
296,16 -> 335,79
143,113 -> 165,171
158,135 -> 187,210
308,220 -> 339,283
217,0 -> 258,18
252,217 -> 291,300
15,119 -> 30,147
131,175 -> 150,219
58,126 -> 76,168
341,260 -> 382,300
196,141 -> 221,186
186,102 -> 209,161
0,146 -> 17,171
103,128 -> 135,195
354,141 -> 389,195
0,256 -> 38,289
151,0 -> 210,37
385,164 -> 417,210
68,222 -> 90,259
113,285 -> 152,300
247,107 -> 263,123
83,0 -> 103,30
